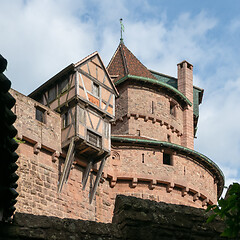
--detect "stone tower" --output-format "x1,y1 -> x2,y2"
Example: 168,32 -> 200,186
106,42 -> 224,208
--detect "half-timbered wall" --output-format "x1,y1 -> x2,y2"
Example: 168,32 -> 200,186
76,55 -> 115,118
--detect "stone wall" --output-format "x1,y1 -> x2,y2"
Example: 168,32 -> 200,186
0,195 -> 228,240
112,83 -> 184,144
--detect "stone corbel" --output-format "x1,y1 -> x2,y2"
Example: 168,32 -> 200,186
149,179 -> 157,190
166,182 -> 174,193
144,116 -> 148,122
152,118 -> 156,123
131,178 -> 138,188
134,114 -> 139,120
181,187 -> 189,197
202,198 -> 209,207
33,142 -> 41,154
110,176 -> 117,188
52,151 -> 60,163
127,113 -> 131,119
193,192 -> 200,202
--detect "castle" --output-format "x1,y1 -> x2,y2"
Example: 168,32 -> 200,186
12,41 -> 224,222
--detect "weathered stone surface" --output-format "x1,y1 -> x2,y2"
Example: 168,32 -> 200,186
113,195 -> 228,240
0,195 -> 231,240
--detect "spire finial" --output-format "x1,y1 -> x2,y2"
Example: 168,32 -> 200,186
120,18 -> 124,43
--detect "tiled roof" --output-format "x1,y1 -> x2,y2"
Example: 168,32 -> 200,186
107,43 -> 156,82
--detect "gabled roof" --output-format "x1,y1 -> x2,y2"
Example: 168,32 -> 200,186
107,42 -> 156,82
75,51 -> 118,96
29,52 -> 118,98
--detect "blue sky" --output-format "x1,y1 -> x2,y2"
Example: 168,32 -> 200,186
1,0 -> 240,192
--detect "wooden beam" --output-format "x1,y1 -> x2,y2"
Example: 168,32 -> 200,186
78,146 -> 91,155
58,138 -> 75,193
82,160 -> 93,190
89,156 -> 107,203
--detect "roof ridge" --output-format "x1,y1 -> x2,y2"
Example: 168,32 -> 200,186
119,43 -> 129,75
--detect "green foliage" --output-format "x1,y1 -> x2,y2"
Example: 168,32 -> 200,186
13,137 -> 25,144
206,183 -> 240,238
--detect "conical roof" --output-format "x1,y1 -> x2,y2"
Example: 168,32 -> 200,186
107,42 -> 156,82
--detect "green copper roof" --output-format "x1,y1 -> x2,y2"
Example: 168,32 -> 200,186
111,136 -> 224,198
151,71 -> 178,89
115,74 -> 192,107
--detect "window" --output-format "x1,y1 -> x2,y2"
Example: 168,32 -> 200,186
136,130 -> 141,136
58,79 -> 68,95
48,86 -> 56,102
36,107 -> 46,123
167,134 -> 171,142
163,153 -> 173,166
62,110 -> 70,128
142,153 -> 145,163
170,102 -> 176,117
87,130 -> 102,148
151,101 -> 154,114
92,82 -> 100,97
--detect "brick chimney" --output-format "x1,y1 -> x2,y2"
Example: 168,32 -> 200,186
177,60 -> 194,149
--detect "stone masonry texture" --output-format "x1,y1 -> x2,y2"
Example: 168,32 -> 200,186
0,195 -> 230,240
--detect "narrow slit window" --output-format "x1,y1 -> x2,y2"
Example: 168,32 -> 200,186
137,130 -> 141,136
62,110 -> 70,128
142,153 -> 144,163
170,102 -> 176,117
167,134 -> 171,142
151,101 -> 154,114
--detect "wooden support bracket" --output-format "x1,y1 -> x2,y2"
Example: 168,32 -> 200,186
89,155 -> 108,203
57,138 -> 75,193
82,160 -> 93,190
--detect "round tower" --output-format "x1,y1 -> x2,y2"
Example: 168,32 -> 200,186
105,42 -> 224,209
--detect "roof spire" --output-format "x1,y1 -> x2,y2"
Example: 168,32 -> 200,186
120,18 -> 124,43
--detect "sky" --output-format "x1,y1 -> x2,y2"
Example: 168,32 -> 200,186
1,0 -> 240,194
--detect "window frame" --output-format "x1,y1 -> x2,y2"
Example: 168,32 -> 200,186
62,110 -> 70,129
92,82 -> 100,97
35,106 -> 46,123
163,152 -> 173,166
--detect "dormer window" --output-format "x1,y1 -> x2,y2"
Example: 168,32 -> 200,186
92,82 -> 100,97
